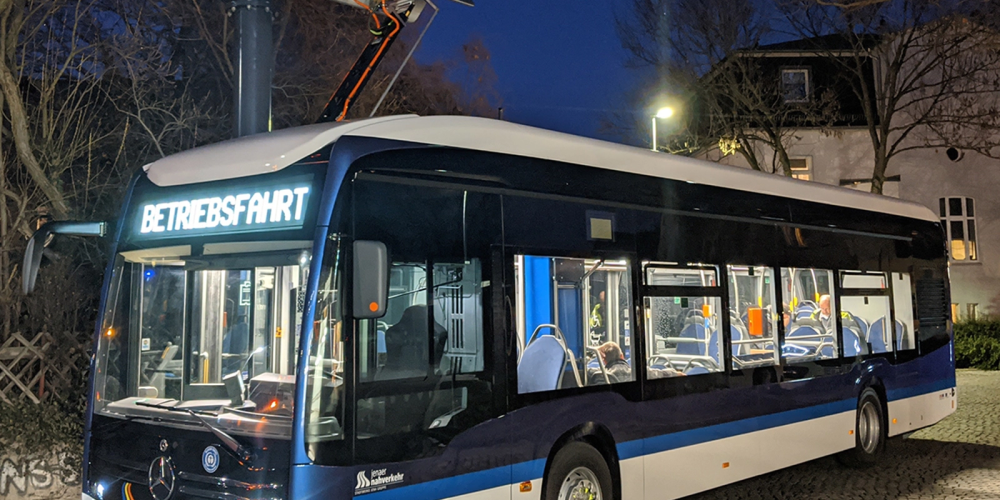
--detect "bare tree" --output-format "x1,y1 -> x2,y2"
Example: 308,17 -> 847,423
0,0 -> 212,338
615,0 -> 838,175
781,0 -> 1000,193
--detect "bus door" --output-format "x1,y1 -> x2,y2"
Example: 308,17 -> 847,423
181,254 -> 305,401
345,177 -> 507,498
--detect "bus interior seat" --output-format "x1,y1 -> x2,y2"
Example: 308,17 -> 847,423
867,317 -> 890,353
842,327 -> 865,357
675,321 -> 708,356
517,335 -> 569,393
685,366 -> 711,376
144,344 -> 180,398
380,305 -> 445,379
677,314 -> 708,356
707,329 -> 721,365
849,315 -> 869,339
729,314 -> 749,355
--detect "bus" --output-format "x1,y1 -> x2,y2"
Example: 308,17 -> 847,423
29,115 -> 954,500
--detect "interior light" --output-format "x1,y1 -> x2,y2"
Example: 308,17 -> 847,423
96,482 -> 106,500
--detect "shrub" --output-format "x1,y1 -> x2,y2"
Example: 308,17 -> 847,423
0,399 -> 83,481
954,319 -> 1000,370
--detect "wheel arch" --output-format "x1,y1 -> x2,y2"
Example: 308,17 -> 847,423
540,422 -> 622,500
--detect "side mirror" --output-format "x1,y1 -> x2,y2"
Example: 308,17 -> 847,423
353,240 -> 388,319
23,221 -> 106,295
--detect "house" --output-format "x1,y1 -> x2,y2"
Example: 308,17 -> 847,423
691,34 -> 1000,321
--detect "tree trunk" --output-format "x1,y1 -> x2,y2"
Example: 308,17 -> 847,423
0,88 -> 7,337
0,56 -> 69,217
775,145 -> 793,177
871,146 -> 888,194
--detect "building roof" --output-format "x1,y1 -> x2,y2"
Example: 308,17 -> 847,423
143,115 -> 937,223
755,34 -> 882,53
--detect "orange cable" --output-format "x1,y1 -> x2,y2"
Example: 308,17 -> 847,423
335,0 -> 402,121
354,0 -> 381,29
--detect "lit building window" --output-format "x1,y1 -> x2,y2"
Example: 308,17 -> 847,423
968,303 -> 979,321
789,157 -> 811,181
939,197 -> 978,261
951,303 -> 959,324
782,68 -> 810,103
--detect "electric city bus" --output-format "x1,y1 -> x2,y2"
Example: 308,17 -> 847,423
28,115 -> 955,500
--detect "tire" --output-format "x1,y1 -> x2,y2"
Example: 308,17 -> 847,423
543,441 -> 613,500
837,388 -> 886,468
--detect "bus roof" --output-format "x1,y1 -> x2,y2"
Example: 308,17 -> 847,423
143,115 -> 938,223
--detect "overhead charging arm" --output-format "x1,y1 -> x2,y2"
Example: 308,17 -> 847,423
317,1 -> 417,123
317,0 -> 472,123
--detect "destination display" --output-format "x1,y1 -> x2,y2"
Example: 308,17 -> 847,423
133,176 -> 317,239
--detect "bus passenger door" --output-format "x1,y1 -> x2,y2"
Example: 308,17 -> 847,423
349,177 -> 510,499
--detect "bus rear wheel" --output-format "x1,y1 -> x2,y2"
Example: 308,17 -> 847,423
544,442 -> 613,500
838,388 -> 885,468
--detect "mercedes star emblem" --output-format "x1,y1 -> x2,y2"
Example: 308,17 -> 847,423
148,456 -> 175,500
159,439 -> 169,452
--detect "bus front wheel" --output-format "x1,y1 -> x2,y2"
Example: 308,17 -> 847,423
544,441 -> 613,500
838,388 -> 885,468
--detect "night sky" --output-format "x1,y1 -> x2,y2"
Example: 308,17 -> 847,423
413,1 -> 642,142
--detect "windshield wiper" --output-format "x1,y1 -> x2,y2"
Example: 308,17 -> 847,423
134,401 -> 256,464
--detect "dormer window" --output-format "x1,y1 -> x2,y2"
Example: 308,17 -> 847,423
782,68 -> 810,103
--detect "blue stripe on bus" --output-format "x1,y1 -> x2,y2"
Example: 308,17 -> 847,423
511,459 -> 546,484
333,380 -> 956,499
617,398 -> 856,461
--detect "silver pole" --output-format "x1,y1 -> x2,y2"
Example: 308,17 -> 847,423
651,116 -> 657,151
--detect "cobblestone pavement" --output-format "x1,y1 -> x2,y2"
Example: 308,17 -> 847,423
685,369 -> 1000,500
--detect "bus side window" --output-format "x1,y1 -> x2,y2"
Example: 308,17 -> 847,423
643,264 -> 723,378
727,265 -> 779,370
515,256 -> 634,393
839,271 -> 893,356
780,268 -> 838,363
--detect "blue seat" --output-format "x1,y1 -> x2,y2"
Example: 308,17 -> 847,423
896,321 -> 911,350
786,325 -> 819,340
707,327 -> 738,365
852,316 -> 869,340
729,325 -> 742,356
786,325 -> 820,353
675,323 -> 707,356
868,317 -> 890,353
686,366 -> 711,376
517,335 -> 569,393
843,327 -> 864,356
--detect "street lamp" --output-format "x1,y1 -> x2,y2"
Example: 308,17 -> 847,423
651,107 -> 674,151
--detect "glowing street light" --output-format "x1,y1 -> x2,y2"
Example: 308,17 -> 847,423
651,107 -> 674,151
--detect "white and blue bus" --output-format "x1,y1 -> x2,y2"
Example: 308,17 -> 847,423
35,115 -> 954,500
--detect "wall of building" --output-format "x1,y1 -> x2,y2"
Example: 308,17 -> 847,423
696,130 -> 1000,318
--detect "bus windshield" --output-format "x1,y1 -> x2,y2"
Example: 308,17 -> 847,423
93,239 -> 343,439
